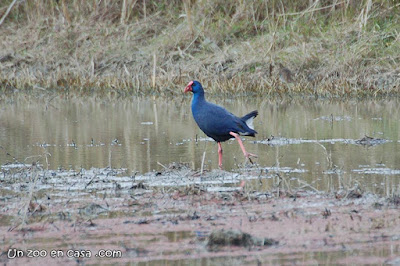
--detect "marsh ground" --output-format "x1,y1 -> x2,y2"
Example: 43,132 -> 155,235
1,164 -> 400,265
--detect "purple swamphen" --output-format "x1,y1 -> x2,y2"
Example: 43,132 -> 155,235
184,80 -> 258,169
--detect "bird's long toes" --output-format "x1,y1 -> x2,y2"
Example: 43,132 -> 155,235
246,152 -> 258,158
245,153 -> 258,164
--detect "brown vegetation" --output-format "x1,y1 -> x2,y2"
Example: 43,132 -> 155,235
0,0 -> 399,97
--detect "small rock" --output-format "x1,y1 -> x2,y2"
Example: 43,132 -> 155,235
207,229 -> 278,250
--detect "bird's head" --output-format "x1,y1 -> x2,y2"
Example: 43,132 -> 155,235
184,80 -> 203,94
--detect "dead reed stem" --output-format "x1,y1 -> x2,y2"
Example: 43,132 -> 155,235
120,0 -> 127,25
19,164 -> 40,228
61,0 -> 72,24
200,151 -> 206,175
184,0 -> 194,36
0,0 -> 18,26
152,53 -> 156,88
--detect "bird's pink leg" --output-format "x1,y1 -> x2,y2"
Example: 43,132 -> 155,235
218,142 -> 223,169
229,132 -> 257,161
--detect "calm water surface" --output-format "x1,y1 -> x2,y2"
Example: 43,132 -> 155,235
1,95 -> 400,194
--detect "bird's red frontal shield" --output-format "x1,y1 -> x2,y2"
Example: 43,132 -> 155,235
184,81 -> 194,93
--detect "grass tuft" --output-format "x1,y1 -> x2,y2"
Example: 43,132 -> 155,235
0,0 -> 399,97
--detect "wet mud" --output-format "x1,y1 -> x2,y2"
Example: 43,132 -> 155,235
1,163 -> 400,265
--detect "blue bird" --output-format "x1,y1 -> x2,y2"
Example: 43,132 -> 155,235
184,80 -> 258,169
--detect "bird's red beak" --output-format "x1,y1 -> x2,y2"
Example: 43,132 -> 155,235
184,81 -> 193,93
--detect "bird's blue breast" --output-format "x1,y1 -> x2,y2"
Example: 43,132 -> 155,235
191,97 -> 239,142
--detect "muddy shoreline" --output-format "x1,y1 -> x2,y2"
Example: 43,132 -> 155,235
1,163 -> 400,265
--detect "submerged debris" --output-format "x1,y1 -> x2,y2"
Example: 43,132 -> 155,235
388,195 -> 400,206
352,167 -> 400,175
314,115 -> 352,122
78,203 -> 108,217
322,208 -> 331,219
207,229 -> 278,250
131,182 -> 148,190
258,135 -> 390,147
1,163 -> 31,169
355,135 -> 389,146
347,185 -> 363,199
259,136 -> 353,146
258,135 -> 313,146
28,201 -> 47,214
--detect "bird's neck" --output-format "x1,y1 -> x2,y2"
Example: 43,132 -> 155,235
192,91 -> 205,107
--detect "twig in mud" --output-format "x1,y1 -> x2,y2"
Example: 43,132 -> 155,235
24,155 -> 43,162
51,223 -> 60,231
239,200 -> 254,223
274,173 -> 281,197
200,151 -> 206,175
41,147 -> 51,170
297,179 -> 320,193
257,169 -> 266,185
275,173 -> 295,197
157,161 -> 168,170
67,181 -> 79,193
182,169 -> 193,178
131,171 -> 138,183
85,174 -> 98,189
315,142 -> 331,168
17,163 -> 40,229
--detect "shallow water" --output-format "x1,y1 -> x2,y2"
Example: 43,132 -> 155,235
1,95 -> 400,194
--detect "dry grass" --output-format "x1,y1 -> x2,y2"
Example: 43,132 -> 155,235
0,0 -> 399,97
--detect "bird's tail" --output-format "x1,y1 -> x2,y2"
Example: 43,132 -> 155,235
241,110 -> 258,130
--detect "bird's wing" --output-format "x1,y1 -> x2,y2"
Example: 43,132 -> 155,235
194,102 -> 246,136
